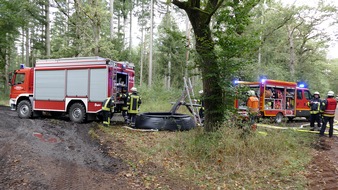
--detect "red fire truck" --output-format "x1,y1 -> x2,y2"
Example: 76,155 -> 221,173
235,79 -> 311,122
8,57 -> 135,123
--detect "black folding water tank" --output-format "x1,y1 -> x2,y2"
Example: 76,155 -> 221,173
135,112 -> 196,131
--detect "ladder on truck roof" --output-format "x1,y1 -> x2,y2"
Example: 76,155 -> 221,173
35,56 -> 109,67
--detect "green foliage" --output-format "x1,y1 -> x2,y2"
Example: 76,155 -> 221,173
137,78 -> 182,112
166,127 -> 314,188
243,0 -> 337,90
155,13 -> 187,89
106,122 -> 315,189
214,0 -> 261,110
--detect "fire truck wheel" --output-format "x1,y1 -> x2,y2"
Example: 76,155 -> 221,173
17,100 -> 32,119
275,112 -> 283,123
69,103 -> 86,123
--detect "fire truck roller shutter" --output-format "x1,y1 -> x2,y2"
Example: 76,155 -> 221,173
67,69 -> 89,97
35,70 -> 65,100
89,68 -> 107,102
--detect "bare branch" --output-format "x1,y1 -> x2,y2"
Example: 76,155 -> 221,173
172,0 -> 189,10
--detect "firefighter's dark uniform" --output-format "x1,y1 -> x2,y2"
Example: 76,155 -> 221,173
119,89 -> 129,123
102,96 -> 114,126
320,95 -> 337,137
307,95 -> 322,131
197,99 -> 204,120
127,92 -> 141,127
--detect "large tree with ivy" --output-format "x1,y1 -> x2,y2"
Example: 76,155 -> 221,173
172,0 -> 259,131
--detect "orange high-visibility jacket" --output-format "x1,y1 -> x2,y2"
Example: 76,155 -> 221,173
247,96 -> 259,113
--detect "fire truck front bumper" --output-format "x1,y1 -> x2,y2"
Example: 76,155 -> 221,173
9,99 -> 16,111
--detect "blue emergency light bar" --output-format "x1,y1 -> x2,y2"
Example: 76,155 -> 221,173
20,64 -> 25,69
297,81 -> 307,88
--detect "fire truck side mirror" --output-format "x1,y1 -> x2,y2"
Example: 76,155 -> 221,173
7,72 -> 13,86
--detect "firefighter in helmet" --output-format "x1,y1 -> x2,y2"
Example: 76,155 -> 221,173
307,91 -> 322,131
118,87 -> 129,124
246,90 -> 259,129
102,95 -> 115,127
320,91 -> 337,137
197,90 -> 204,121
127,87 -> 142,127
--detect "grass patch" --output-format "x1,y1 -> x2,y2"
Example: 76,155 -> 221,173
0,98 -> 8,106
101,125 -> 315,189
138,83 -> 192,114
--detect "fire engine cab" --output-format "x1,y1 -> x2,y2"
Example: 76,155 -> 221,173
235,79 -> 311,122
8,56 -> 135,123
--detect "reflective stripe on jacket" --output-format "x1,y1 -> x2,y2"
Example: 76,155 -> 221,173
307,98 -> 321,114
323,97 -> 337,117
102,97 -> 114,111
119,93 -> 129,111
128,93 -> 141,114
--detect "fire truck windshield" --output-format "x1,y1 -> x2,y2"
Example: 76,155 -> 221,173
14,73 -> 25,85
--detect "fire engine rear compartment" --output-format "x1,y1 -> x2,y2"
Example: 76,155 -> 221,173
33,67 -> 108,112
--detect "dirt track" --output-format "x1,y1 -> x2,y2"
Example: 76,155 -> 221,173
0,105 -> 145,190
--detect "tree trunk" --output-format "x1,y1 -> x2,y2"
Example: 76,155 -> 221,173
110,0 -> 114,39
185,16 -> 190,78
129,4 -> 133,56
168,53 -> 171,89
287,25 -> 295,80
4,33 -> 9,94
74,0 -> 81,56
148,0 -> 154,87
45,0 -> 51,58
21,27 -> 24,64
25,27 -> 30,66
139,24 -> 144,86
195,26 -> 224,131
186,10 -> 224,131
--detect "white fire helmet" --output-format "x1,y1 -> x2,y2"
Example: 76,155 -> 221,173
131,87 -> 137,92
327,91 -> 334,97
314,91 -> 320,95
248,90 -> 255,96
199,90 -> 203,94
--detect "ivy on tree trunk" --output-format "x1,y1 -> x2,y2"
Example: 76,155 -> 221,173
173,0 -> 225,131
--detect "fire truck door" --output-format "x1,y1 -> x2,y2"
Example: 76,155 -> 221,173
11,72 -> 27,97
296,89 -> 311,110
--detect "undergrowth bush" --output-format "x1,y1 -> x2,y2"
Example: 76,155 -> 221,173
161,126 -> 315,188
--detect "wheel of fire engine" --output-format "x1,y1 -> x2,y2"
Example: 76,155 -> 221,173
288,117 -> 294,121
17,100 -> 33,119
275,112 -> 283,123
135,112 -> 196,131
69,103 -> 86,123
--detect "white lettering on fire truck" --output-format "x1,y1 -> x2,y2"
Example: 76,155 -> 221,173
14,86 -> 23,90
94,103 -> 101,107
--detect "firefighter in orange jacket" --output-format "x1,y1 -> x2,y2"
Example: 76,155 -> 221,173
320,91 -> 337,137
247,90 -> 259,127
